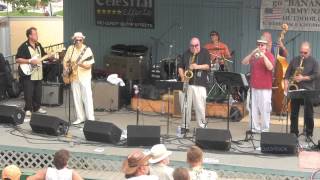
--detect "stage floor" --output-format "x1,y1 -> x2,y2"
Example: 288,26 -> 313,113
0,95 -> 320,179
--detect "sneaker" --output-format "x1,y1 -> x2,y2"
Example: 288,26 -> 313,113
72,119 -> 85,125
24,117 -> 31,123
36,108 -> 47,114
199,123 -> 206,128
25,110 -> 32,117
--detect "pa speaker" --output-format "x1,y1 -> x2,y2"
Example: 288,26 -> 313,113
41,82 -> 63,106
30,114 -> 68,136
127,125 -> 160,146
83,121 -> 122,144
0,105 -> 25,125
195,128 -> 231,151
261,132 -> 297,154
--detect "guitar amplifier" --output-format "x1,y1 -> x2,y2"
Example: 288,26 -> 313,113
92,81 -> 120,111
41,82 -> 63,106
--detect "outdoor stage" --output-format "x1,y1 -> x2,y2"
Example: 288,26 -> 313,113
0,94 -> 320,180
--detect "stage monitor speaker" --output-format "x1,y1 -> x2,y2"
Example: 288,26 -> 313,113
0,105 -> 25,125
41,82 -> 63,106
261,132 -> 297,154
30,114 -> 68,136
195,128 -> 231,151
92,81 -> 119,111
127,125 -> 160,146
83,121 -> 122,144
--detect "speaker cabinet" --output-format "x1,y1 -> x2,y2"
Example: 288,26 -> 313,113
196,128 -> 231,151
0,105 -> 25,125
127,125 -> 160,146
92,81 -> 119,111
261,132 -> 297,154
83,121 -> 122,144
30,114 -> 68,136
41,82 -> 63,106
105,55 -> 146,80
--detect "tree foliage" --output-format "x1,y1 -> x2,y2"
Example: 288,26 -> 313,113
3,0 -> 52,13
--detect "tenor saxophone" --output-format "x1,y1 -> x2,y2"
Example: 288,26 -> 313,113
184,53 -> 196,81
288,56 -> 304,90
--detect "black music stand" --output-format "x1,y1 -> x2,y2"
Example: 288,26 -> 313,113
214,72 -> 248,130
155,80 -> 184,136
287,90 -> 320,135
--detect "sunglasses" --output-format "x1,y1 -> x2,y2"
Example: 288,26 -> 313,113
300,51 -> 308,55
75,39 -> 83,42
190,44 -> 199,48
257,43 -> 265,47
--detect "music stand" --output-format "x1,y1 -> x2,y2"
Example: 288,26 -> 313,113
287,90 -> 320,135
155,80 -> 184,135
214,72 -> 248,129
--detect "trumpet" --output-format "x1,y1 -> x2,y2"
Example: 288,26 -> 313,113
254,50 -> 262,59
184,53 -> 196,80
288,56 -> 304,90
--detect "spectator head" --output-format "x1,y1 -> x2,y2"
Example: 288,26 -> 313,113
187,146 -> 203,167
149,144 -> 172,165
2,165 -> 21,180
122,150 -> 151,178
173,167 -> 190,180
53,149 -> 70,170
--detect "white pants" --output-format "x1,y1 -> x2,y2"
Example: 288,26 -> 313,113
179,85 -> 207,128
247,88 -> 272,132
71,79 -> 95,121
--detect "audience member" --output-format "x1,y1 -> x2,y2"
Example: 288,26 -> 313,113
149,144 -> 174,180
187,146 -> 218,180
122,150 -> 158,180
27,149 -> 83,180
173,167 -> 190,180
2,164 -> 21,180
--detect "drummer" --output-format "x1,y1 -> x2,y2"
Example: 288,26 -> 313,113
204,31 -> 231,71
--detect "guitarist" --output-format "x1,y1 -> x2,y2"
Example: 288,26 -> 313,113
16,27 -> 48,119
63,32 -> 95,125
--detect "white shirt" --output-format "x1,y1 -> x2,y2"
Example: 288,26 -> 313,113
45,167 -> 73,180
127,175 -> 159,180
189,166 -> 218,180
150,164 -> 174,180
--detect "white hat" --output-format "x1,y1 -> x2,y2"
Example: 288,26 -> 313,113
257,35 -> 268,44
149,144 -> 172,164
72,32 -> 85,40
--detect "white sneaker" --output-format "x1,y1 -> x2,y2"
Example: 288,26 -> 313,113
36,108 -> 47,114
24,117 -> 31,123
72,119 -> 85,125
25,111 -> 32,117
199,123 -> 206,128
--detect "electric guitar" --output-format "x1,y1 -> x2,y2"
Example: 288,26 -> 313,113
63,56 -> 93,84
19,50 -> 58,76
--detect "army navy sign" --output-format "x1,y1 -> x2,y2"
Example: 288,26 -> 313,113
95,0 -> 155,29
261,0 -> 320,31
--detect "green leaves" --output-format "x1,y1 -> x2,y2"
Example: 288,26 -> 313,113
2,0 -> 52,13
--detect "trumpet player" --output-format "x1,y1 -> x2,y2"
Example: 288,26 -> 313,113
178,37 -> 210,132
284,42 -> 319,139
241,36 -> 275,133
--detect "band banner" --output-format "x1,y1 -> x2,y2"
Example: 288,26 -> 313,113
95,0 -> 155,29
260,0 -> 320,31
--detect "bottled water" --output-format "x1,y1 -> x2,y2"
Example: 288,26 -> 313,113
176,126 -> 182,138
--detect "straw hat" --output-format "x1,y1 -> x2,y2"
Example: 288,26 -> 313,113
257,35 -> 268,44
2,165 -> 21,180
149,144 -> 172,164
71,32 -> 86,40
122,150 -> 151,175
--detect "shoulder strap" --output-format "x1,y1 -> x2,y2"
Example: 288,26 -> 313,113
76,46 -> 88,63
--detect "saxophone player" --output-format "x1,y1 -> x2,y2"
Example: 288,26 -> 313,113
241,36 -> 275,133
178,37 -> 210,132
284,42 -> 319,139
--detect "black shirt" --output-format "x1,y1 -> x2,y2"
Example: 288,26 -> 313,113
178,48 -> 210,87
284,56 -> 319,90
16,41 -> 46,77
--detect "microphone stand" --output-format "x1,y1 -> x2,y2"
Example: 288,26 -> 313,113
65,43 -> 75,136
136,56 -> 143,125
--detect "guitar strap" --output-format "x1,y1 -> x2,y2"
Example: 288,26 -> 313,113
76,46 -> 88,63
